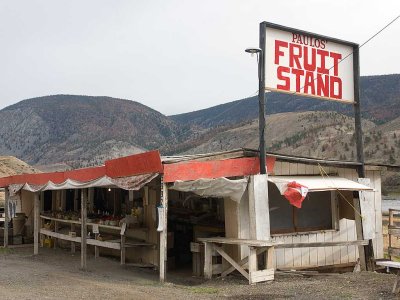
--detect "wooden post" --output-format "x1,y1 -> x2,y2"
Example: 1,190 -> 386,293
204,242 -> 213,279
353,194 -> 367,271
248,247 -> 258,285
94,233 -> 99,259
88,188 -> 94,213
4,188 -> 9,248
71,224 -> 76,254
54,220 -> 58,249
248,174 -> 270,240
120,235 -> 126,265
81,189 -> 88,271
40,192 -> 45,212
34,192 -> 40,255
266,246 -> 275,269
61,190 -> 66,211
389,209 -> 395,261
74,190 -> 79,211
159,180 -> 168,283
120,222 -> 126,265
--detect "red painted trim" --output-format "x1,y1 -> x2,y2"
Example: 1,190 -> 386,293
105,150 -> 163,178
163,156 -> 276,182
64,166 -> 106,182
0,150 -> 163,187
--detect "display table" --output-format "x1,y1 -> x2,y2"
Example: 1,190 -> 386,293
40,215 -> 154,265
198,237 -> 282,285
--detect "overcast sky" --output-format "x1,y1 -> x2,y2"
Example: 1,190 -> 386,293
1,1 -> 399,115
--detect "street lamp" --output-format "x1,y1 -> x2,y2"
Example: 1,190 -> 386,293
245,47 -> 266,174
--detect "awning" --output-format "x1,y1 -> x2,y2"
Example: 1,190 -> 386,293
268,176 -> 373,194
9,173 -> 158,196
171,177 -> 249,203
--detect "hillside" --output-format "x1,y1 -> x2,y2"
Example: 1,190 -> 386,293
0,95 -> 186,167
0,156 -> 40,204
182,111 -> 377,160
0,156 -> 39,178
0,74 -> 398,175
171,74 -> 400,129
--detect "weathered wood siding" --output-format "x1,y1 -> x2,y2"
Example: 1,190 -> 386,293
270,161 -> 383,269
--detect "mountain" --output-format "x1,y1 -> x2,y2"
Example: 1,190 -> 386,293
181,111 -> 377,160
0,74 -> 398,173
171,74 -> 400,129
0,95 -> 184,167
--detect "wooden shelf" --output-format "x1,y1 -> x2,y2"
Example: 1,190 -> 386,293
40,228 -> 81,243
40,215 -> 121,230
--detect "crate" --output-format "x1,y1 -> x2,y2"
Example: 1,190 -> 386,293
43,238 -> 54,248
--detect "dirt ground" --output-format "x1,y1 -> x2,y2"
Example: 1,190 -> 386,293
0,246 -> 398,300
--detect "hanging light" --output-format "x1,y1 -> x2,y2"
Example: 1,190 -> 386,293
108,188 -> 111,192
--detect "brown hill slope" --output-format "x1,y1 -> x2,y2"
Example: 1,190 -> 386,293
183,111 -> 377,161
0,156 -> 40,204
0,95 -> 185,167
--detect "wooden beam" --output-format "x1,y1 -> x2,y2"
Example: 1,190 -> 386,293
4,188 -> 9,248
214,245 -> 249,280
34,193 -> 40,255
159,181 -> 168,283
266,246 -> 275,269
74,190 -> 79,211
204,242 -> 213,279
221,247 -> 268,277
275,240 -> 369,248
248,247 -> 258,284
120,235 -> 126,265
353,194 -> 367,271
71,224 -> 76,254
81,189 -> 88,271
40,229 -> 81,243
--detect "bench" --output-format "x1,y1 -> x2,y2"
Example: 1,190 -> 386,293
376,260 -> 400,293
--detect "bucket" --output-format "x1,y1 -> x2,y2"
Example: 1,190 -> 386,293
12,213 -> 26,236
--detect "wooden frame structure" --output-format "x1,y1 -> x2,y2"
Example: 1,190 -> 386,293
199,237 -> 281,284
0,149 -> 388,284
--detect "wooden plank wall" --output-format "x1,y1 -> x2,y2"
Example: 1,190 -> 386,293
271,161 -> 384,269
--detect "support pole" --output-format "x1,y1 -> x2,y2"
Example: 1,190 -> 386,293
4,188 -> 9,248
81,189 -> 88,271
353,46 -> 374,271
258,22 -> 267,174
159,180 -> 168,283
34,192 -> 40,255
353,46 -> 365,178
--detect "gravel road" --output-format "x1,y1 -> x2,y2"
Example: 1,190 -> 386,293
0,246 -> 397,299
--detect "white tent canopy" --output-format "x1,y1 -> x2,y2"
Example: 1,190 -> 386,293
8,173 -> 158,196
171,177 -> 249,203
268,176 -> 373,194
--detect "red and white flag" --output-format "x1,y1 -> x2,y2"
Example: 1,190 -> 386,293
283,181 -> 309,208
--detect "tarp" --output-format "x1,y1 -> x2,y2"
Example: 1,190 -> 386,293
9,173 -> 158,196
268,176 -> 373,194
170,177 -> 249,203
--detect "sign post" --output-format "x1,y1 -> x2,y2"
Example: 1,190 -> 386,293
259,22 -> 371,269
